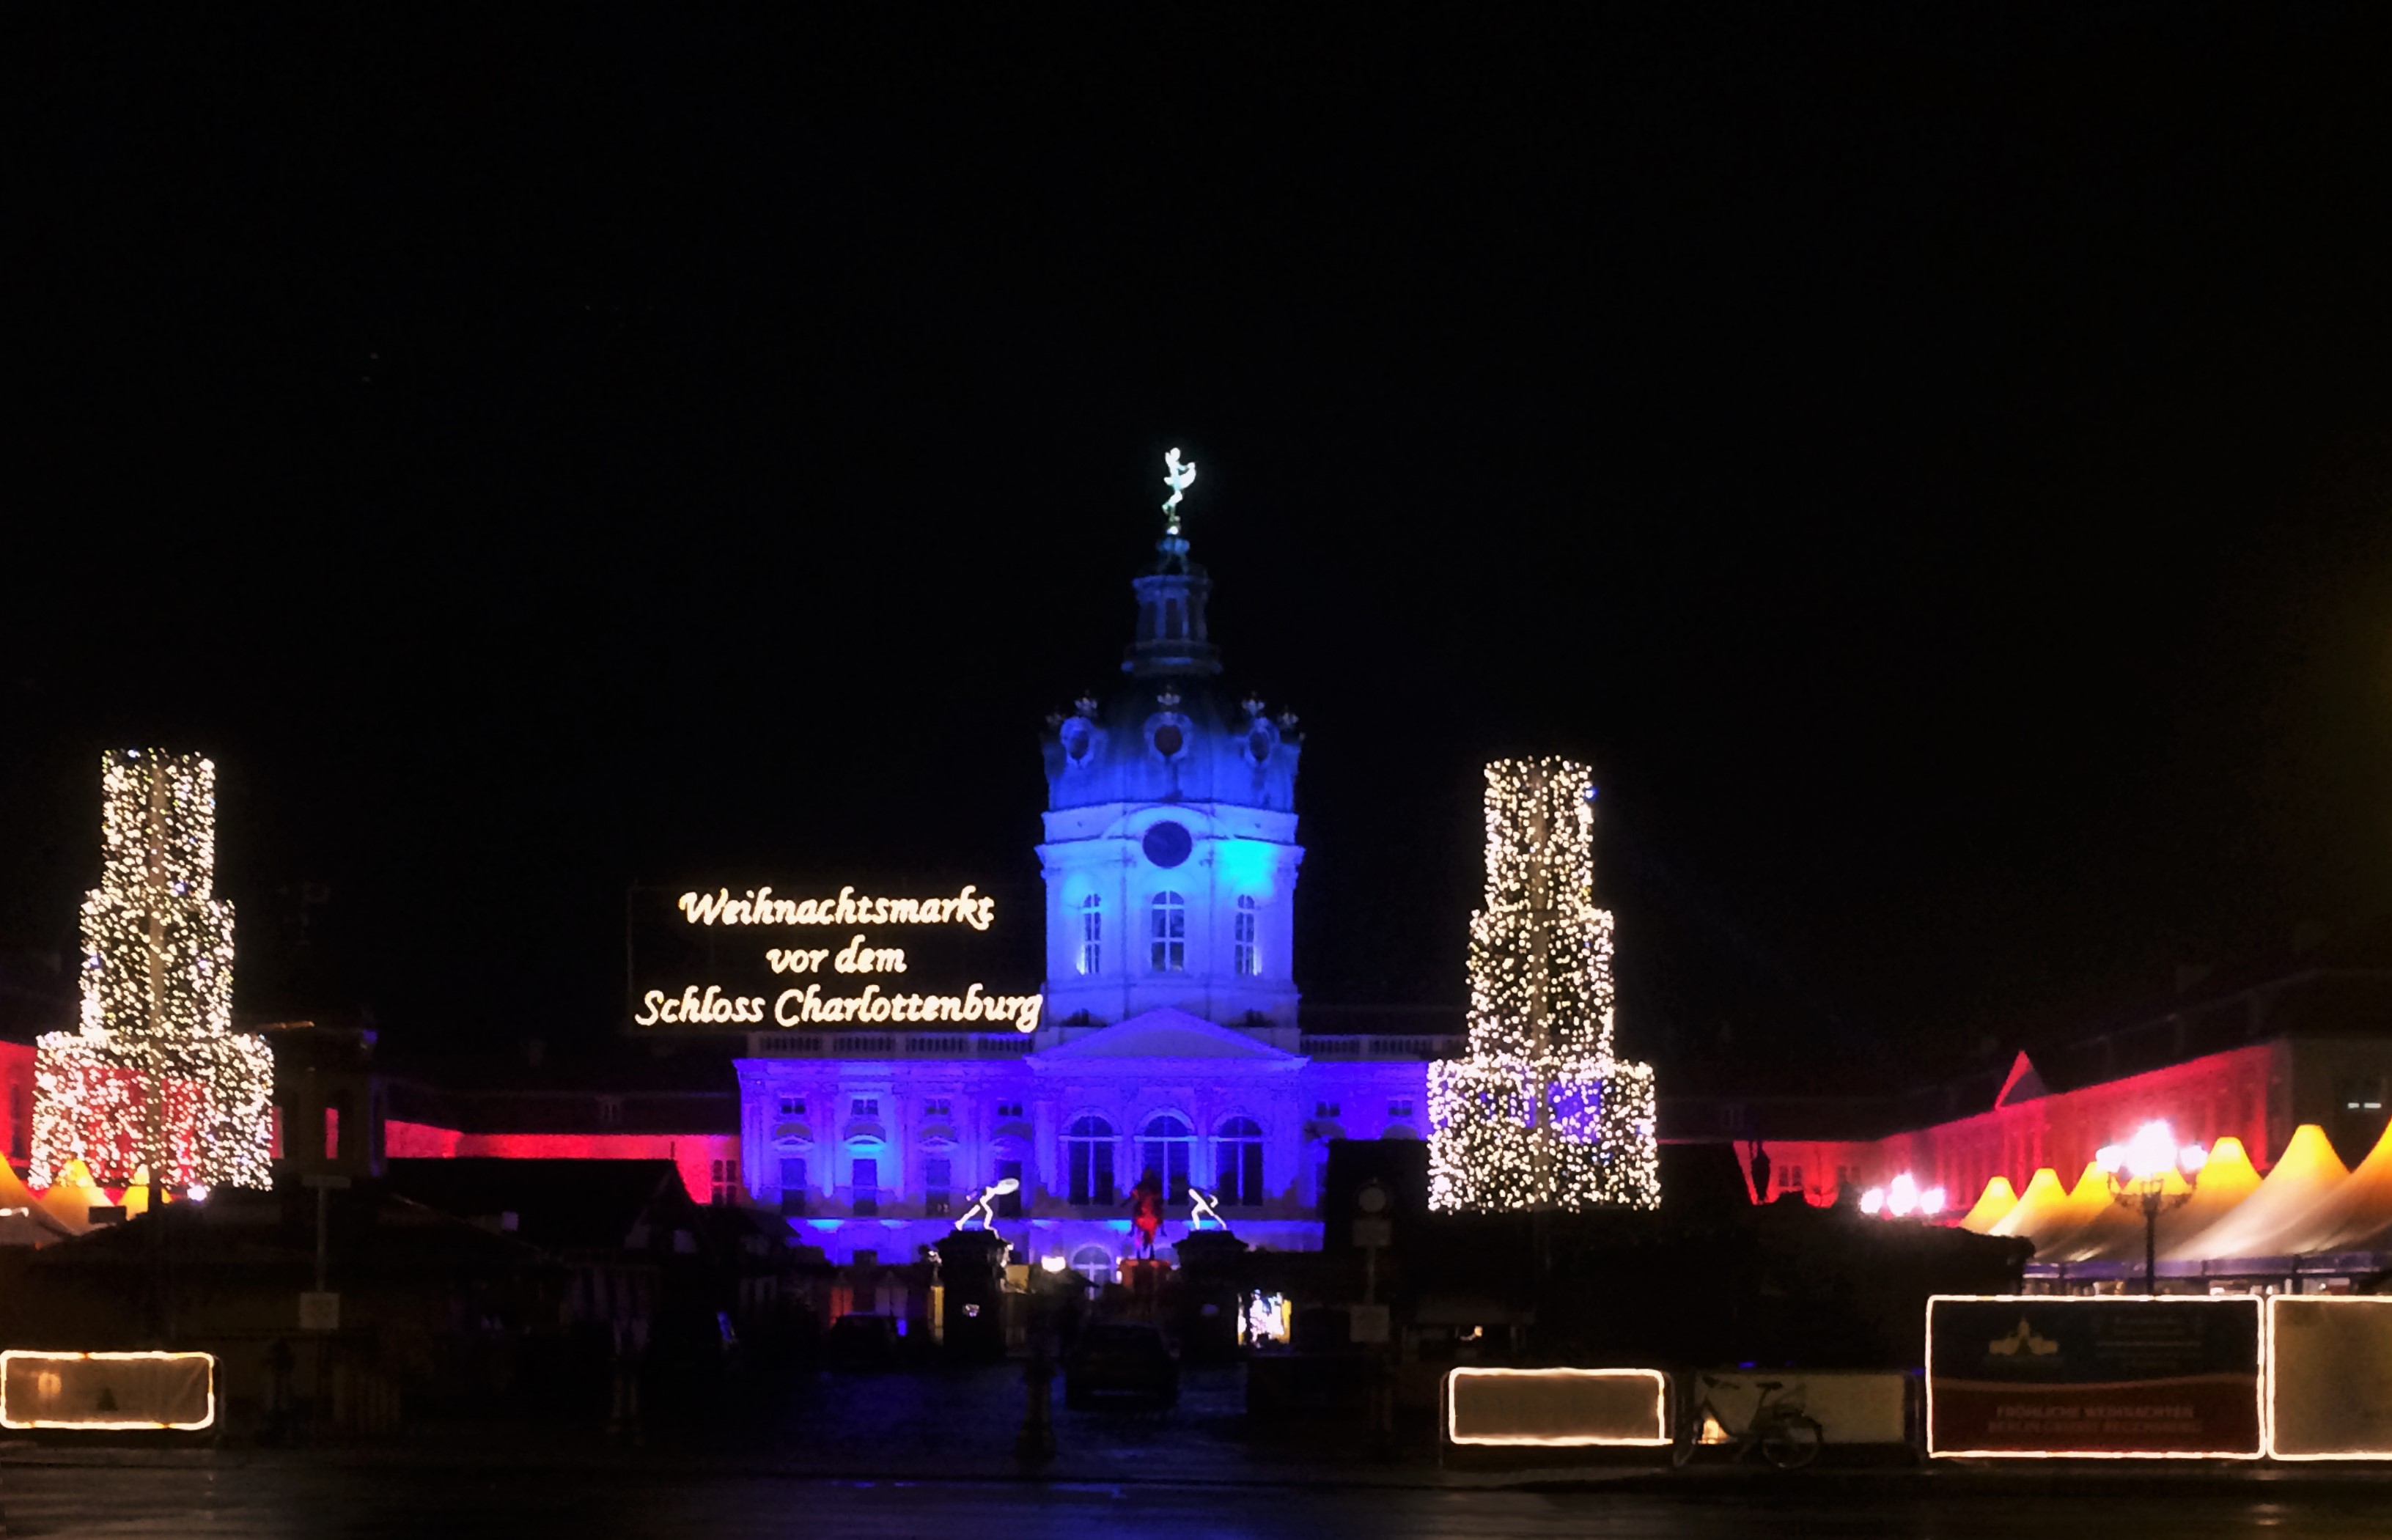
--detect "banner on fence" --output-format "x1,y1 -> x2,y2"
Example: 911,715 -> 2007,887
1926,1295 -> 2262,1459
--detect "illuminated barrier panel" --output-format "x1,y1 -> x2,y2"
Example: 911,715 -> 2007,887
2267,1296 -> 2392,1460
1694,1371 -> 1909,1445
1444,1367 -> 1669,1447
1926,1295 -> 2262,1459
0,1349 -> 216,1432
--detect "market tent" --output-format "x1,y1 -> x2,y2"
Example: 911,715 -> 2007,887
122,1163 -> 152,1217
2267,1119 -> 2392,1256
2030,1163 -> 2133,1262
34,1157 -> 108,1231
1984,1168 -> 2067,1239
2040,1137 -> 2264,1264
2163,1124 -> 2349,1261
1956,1175 -> 2019,1234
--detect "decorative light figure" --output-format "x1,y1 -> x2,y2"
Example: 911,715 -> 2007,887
1427,759 -> 1660,1212
30,753 -> 273,1192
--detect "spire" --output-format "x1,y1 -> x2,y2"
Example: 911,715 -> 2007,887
1125,446 -> 1221,677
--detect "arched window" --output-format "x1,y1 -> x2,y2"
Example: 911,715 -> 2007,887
1214,1116 -> 1265,1208
1078,893 -> 1103,976
1149,892 -> 1185,973
1140,1112 -> 1193,1202
1070,1243 -> 1114,1286
1065,1116 -> 1115,1206
1233,896 -> 1259,977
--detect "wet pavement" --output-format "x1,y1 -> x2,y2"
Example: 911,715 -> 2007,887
7,1465 -> 2392,1539
6,1366 -> 2392,1536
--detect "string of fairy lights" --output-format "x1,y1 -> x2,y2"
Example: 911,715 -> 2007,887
30,751 -> 274,1191
1428,757 -> 1661,1212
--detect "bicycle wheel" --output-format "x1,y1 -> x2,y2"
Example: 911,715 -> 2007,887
1759,1415 -> 1822,1470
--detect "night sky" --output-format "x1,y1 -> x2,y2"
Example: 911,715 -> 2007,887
10,9 -> 2392,1088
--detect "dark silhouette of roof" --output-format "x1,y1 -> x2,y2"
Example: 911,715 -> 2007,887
385,1157 -> 701,1254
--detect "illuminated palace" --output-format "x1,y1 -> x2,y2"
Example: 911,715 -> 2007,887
726,495 -> 1428,1267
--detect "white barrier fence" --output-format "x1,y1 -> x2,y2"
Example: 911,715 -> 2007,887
0,1349 -> 216,1431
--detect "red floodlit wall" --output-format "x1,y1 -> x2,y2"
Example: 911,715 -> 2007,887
383,1120 -> 735,1206
1737,1041 -> 2286,1209
1,1037 -> 34,1165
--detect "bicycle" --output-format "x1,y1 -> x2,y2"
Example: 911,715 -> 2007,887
1671,1373 -> 1824,1470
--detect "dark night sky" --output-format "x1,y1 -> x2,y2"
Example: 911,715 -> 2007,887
8,7 -> 2392,1087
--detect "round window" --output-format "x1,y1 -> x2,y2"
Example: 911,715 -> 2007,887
1152,723 -> 1184,757
1061,718 -> 1093,761
1141,821 -> 1193,869
1247,729 -> 1272,762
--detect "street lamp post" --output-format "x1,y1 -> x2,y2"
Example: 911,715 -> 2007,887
2099,1121 -> 2207,1296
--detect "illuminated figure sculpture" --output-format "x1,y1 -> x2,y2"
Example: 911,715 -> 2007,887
1128,1167 -> 1166,1257
1427,759 -> 1660,1212
1160,446 -> 1198,534
1187,1186 -> 1225,1231
30,751 -> 274,1192
952,1176 -> 1020,1231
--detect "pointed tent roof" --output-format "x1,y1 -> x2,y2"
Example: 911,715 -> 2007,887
2036,1167 -> 2193,1264
2025,1163 -> 2123,1260
0,1159 -> 70,1246
35,1158 -> 108,1232
2163,1124 -> 2349,1261
1984,1167 -> 2069,1239
1956,1175 -> 2020,1234
2083,1135 -> 2264,1263
2271,1119 -> 2392,1256
1030,1008 -> 1304,1066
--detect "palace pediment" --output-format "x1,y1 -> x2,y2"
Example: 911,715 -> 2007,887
1030,1007 -> 1304,1068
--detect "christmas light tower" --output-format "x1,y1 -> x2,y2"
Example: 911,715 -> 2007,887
1427,758 -> 1659,1212
30,751 -> 273,1192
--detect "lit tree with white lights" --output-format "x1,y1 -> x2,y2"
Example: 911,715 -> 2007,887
31,751 -> 273,1191
1427,758 -> 1660,1212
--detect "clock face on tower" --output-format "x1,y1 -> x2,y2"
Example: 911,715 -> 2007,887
1141,821 -> 1193,869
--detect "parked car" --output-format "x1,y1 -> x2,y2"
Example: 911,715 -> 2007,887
823,1312 -> 902,1370
1064,1319 -> 1178,1410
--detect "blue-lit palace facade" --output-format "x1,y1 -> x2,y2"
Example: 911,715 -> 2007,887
732,523 -> 1440,1268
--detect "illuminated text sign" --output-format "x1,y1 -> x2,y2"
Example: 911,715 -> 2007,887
630,883 -> 1042,1033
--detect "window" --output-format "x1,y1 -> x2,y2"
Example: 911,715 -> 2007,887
1215,1116 -> 1265,1207
778,1097 -> 806,1117
1781,1165 -> 1805,1192
1140,1113 -> 1193,1202
1314,1102 -> 1340,1119
851,1098 -> 879,1117
1066,1116 -> 1115,1206
710,1157 -> 740,1207
1149,892 -> 1185,972
851,1157 -> 879,1217
996,1157 -> 1023,1217
1388,1099 -> 1413,1119
1079,894 -> 1103,976
924,1099 -> 951,1118
324,1102 -> 342,1162
779,1156 -> 808,1217
1234,896 -> 1259,976
996,1102 -> 1024,1119
1070,1244 -> 1114,1286
596,1095 -> 622,1127
924,1157 -> 952,1217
